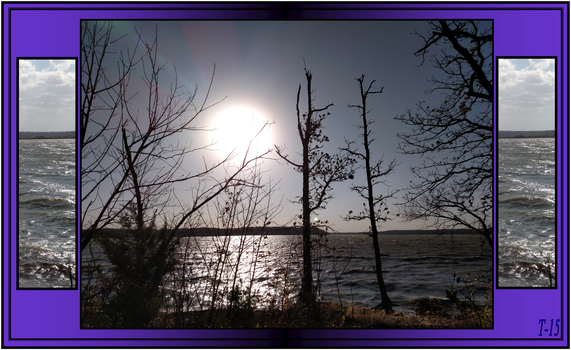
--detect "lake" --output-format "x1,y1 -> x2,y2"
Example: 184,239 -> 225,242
164,231 -> 492,314
19,139 -> 76,288
498,138 -> 556,287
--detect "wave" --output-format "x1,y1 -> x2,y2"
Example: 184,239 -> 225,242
18,257 -> 76,288
498,258 -> 554,287
526,213 -> 556,222
19,197 -> 75,209
42,215 -> 76,224
19,260 -> 73,272
19,244 -> 75,261
499,196 -> 554,208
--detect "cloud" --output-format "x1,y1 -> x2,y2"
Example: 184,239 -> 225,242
499,58 -> 555,131
19,59 -> 75,132
528,58 -> 552,70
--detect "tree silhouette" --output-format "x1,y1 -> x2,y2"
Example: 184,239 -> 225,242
275,67 -> 355,309
342,75 -> 399,314
80,22 -> 271,327
96,204 -> 175,328
81,21 -> 270,251
395,20 -> 493,248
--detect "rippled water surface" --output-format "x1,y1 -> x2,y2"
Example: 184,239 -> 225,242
498,138 -> 556,287
84,231 -> 491,313
19,139 -> 76,288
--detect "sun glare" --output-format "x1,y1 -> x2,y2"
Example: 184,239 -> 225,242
211,107 -> 271,161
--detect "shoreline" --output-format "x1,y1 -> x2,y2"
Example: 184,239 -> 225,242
19,137 -> 75,140
498,136 -> 555,139
19,131 -> 75,140
87,227 -> 479,238
498,130 -> 555,138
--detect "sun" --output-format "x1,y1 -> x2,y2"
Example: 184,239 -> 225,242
211,107 -> 271,161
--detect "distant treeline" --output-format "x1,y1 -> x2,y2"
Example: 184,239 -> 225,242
499,130 -> 555,138
90,226 -> 478,238
19,131 -> 75,139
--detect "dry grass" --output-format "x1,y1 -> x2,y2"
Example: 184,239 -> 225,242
83,290 -> 491,329
152,300 -> 490,329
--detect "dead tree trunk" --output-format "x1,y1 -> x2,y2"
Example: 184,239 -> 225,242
343,75 -> 399,314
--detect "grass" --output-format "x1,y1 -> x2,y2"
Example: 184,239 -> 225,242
151,299 -> 491,329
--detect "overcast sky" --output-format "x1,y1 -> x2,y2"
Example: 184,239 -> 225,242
499,58 -> 555,131
19,59 -> 75,132
87,20 -> 491,232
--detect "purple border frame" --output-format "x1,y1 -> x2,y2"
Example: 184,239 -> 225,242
2,1 -> 568,348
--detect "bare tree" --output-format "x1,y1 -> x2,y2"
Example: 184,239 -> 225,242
341,75 -> 399,314
395,20 -> 493,248
81,21 -> 270,251
80,21 -> 271,327
275,67 -> 355,308
81,20 -> 142,251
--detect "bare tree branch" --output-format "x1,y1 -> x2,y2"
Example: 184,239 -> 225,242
396,20 -> 493,247
341,75 -> 399,314
274,66 -> 355,308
